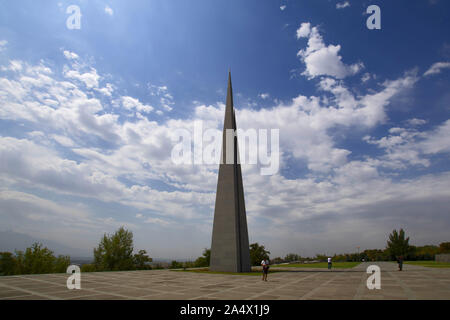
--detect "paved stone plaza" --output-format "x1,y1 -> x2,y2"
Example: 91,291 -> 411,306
0,262 -> 449,300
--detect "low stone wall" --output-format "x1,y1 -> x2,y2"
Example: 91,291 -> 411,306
435,254 -> 450,263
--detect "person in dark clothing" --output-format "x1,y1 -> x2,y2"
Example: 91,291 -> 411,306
397,255 -> 404,271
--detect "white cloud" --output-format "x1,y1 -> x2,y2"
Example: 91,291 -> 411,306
149,84 -> 168,96
280,5 -> 286,11
0,190 -> 90,223
407,118 -> 427,126
148,84 -> 175,113
296,22 -> 364,79
104,6 -> 114,16
258,93 -> 270,99
64,67 -> 100,89
296,22 -> 311,39
361,72 -> 371,83
63,50 -> 79,60
0,189 -> 139,252
95,83 -> 114,96
233,71 -> 417,173
162,104 -> 173,111
121,96 -> 154,114
364,119 -> 450,169
418,119 -> 450,154
0,57 -> 121,145
0,136 -> 213,221
336,1 -> 350,9
1,50 -> 417,189
1,60 -> 23,72
145,217 -> 171,226
423,62 -> 450,76
52,134 -> 75,147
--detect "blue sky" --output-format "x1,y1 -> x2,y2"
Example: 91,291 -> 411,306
0,0 -> 449,259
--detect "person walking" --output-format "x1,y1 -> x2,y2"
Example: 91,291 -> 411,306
261,258 -> 270,281
397,255 -> 404,271
327,257 -> 332,270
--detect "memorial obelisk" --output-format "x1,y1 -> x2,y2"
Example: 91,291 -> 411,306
209,72 -> 251,272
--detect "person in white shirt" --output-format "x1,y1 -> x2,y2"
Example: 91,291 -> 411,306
261,259 -> 270,281
327,257 -> 332,270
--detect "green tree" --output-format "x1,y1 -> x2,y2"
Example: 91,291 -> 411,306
315,254 -> 328,262
439,242 -> 450,254
249,243 -> 270,266
15,243 -> 63,274
271,257 -> 284,265
284,253 -> 301,262
0,252 -> 18,275
169,260 -> 183,269
53,255 -> 71,273
332,254 -> 347,262
182,261 -> 196,269
81,264 -> 97,272
93,227 -> 135,271
386,229 -> 411,260
194,248 -> 210,267
409,245 -> 437,260
133,249 -> 152,270
363,249 -> 386,261
1,245 -> 70,276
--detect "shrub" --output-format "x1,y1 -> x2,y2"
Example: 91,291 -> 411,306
81,264 -> 97,272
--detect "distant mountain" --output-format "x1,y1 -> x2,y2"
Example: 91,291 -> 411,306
0,230 -> 91,258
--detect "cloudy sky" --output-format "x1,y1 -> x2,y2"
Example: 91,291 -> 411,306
0,0 -> 449,259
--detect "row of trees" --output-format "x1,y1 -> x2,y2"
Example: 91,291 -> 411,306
147,228 -> 450,267
2,228 -> 449,276
0,243 -> 70,276
325,244 -> 448,263
0,227 -> 153,276
269,229 -> 450,264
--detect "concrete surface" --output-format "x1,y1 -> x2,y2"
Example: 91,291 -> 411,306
0,262 -> 449,300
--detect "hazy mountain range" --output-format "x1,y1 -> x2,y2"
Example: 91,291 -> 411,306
0,230 -> 91,258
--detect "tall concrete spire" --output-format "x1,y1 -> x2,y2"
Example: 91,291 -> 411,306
209,72 -> 251,272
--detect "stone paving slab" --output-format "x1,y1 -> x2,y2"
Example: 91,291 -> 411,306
0,262 -> 449,300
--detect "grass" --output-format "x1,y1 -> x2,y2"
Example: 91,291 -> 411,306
170,268 -> 284,276
170,261 -> 362,275
272,262 -> 361,269
404,261 -> 450,268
